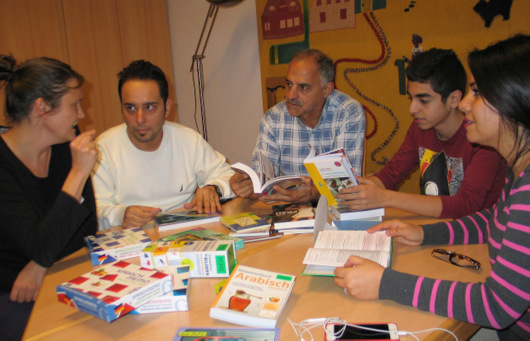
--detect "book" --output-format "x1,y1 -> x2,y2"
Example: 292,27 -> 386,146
210,264 -> 296,328
272,202 -> 315,231
159,226 -> 244,251
56,260 -> 172,322
140,240 -> 236,278
303,146 -> 358,206
221,212 -> 271,234
131,264 -> 190,314
172,327 -> 280,341
84,227 -> 152,266
231,152 -> 303,195
331,216 -> 382,230
302,230 -> 392,276
154,210 -> 220,232
328,205 -> 385,221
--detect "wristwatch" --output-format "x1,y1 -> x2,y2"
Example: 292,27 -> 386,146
209,185 -> 223,198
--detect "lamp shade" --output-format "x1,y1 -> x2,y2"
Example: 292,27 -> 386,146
207,0 -> 244,7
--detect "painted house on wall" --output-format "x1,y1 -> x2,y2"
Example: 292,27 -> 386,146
262,0 -> 304,39
310,0 -> 387,33
310,0 -> 356,32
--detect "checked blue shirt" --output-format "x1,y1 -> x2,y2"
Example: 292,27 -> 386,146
252,89 -> 365,177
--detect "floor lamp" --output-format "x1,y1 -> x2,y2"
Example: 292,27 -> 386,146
190,0 -> 244,141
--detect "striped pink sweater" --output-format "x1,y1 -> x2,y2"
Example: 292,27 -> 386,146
379,167 -> 530,340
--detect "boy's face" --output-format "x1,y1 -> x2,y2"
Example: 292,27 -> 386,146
407,81 -> 455,132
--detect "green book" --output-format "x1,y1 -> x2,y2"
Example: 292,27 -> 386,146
158,227 -> 244,250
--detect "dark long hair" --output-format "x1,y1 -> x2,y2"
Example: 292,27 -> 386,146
468,34 -> 530,166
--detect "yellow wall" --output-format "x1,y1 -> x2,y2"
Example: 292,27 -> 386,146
255,0 -> 529,193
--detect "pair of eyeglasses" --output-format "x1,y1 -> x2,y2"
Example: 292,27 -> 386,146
431,248 -> 481,270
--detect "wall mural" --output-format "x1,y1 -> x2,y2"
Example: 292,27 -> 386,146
256,0 -> 523,180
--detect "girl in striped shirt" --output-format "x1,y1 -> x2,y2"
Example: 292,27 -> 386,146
334,34 -> 530,341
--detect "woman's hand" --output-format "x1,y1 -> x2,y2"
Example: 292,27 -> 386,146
334,256 -> 384,300
367,219 -> 424,246
10,261 -> 47,302
70,130 -> 97,179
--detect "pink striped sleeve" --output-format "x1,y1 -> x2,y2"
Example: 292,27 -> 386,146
429,279 -> 441,313
465,283 -> 475,324
447,281 -> 457,319
481,285 -> 501,329
412,277 -> 424,308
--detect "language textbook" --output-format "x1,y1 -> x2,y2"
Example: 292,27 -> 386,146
84,227 -> 152,266
302,230 -> 392,276
272,202 -> 315,233
159,226 -> 244,251
154,210 -> 221,232
173,327 -> 280,341
303,147 -> 358,206
131,264 -> 190,314
140,240 -> 236,278
221,212 -> 271,235
231,152 -> 302,195
56,260 -> 172,322
210,264 -> 296,328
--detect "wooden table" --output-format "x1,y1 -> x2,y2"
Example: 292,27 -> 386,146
23,199 -> 489,340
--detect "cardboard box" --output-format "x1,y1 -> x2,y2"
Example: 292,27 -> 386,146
85,227 -> 152,265
140,240 -> 236,278
56,260 -> 172,322
132,264 -> 190,314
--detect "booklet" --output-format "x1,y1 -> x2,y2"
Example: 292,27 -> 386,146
154,210 -> 220,232
221,212 -> 271,235
302,230 -> 392,276
173,327 -> 280,341
231,152 -> 303,195
210,264 -> 295,328
303,146 -> 358,206
271,202 -> 315,231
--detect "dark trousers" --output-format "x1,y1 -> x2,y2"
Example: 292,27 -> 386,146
0,292 -> 34,341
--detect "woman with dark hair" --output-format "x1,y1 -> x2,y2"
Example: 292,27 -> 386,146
334,34 -> 530,341
0,55 -> 98,340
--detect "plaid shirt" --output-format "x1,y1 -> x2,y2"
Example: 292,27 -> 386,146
252,90 -> 365,176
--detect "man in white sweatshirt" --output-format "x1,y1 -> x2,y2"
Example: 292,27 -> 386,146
93,60 -> 234,230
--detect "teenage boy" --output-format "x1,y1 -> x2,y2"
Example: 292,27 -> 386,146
337,48 -> 505,218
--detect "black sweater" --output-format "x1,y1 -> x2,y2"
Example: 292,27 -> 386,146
0,137 -> 97,292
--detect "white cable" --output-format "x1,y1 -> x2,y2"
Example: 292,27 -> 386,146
289,316 -> 459,341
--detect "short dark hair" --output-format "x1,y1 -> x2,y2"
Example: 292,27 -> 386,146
406,48 -> 466,102
291,49 -> 334,85
117,60 -> 169,104
0,55 -> 84,124
468,34 -> 530,164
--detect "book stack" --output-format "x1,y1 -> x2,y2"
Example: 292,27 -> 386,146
329,205 -> 385,231
271,202 -> 315,234
154,210 -> 221,232
56,260 -> 172,322
221,212 -> 271,236
159,226 -> 245,251
210,264 -> 296,328
84,227 -> 152,265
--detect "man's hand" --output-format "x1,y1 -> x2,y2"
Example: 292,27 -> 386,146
334,256 -> 384,300
259,176 -> 318,203
184,186 -> 222,214
10,261 -> 47,302
335,176 -> 388,210
123,205 -> 161,228
229,173 -> 259,199
367,219 -> 424,246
